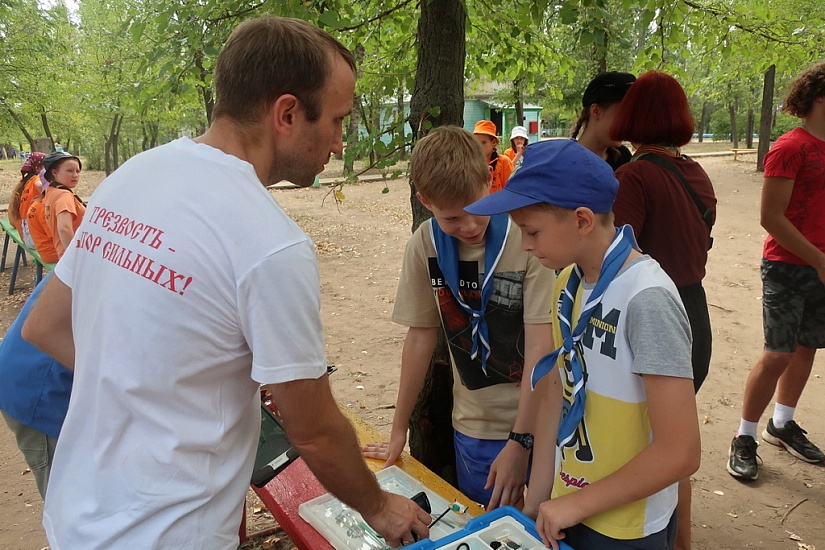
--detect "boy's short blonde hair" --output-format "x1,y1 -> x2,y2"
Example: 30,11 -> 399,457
411,126 -> 489,207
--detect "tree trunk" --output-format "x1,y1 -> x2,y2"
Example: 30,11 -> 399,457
757,65 -> 776,172
398,88 -> 407,160
105,133 -> 112,175
149,122 -> 159,149
407,333 -> 455,482
634,13 -> 648,52
408,0 -> 465,141
746,108 -> 755,149
406,0 -> 466,484
729,102 -> 738,148
195,49 -> 215,126
141,119 -> 157,151
343,101 -> 361,170
40,109 -> 54,147
514,78 -> 524,126
595,20 -> 608,74
105,113 -> 124,175
698,102 -> 709,143
344,44 -> 366,173
2,101 -> 36,150
112,114 -> 123,171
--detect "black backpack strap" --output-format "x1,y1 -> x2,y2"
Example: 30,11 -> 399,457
49,182 -> 87,207
633,153 -> 714,230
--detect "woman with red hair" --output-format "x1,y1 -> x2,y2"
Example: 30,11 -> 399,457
610,70 -> 717,550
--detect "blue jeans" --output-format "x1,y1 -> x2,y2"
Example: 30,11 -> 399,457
454,430 -> 522,506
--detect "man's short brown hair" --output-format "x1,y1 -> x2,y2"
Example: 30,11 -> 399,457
411,126 -> 489,207
782,62 -> 825,118
212,16 -> 355,125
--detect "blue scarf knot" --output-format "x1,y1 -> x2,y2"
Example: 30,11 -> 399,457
531,224 -> 638,447
430,213 -> 510,375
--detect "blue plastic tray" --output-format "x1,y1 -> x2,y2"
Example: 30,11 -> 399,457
408,506 -> 573,550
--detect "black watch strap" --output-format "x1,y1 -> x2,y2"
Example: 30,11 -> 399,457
508,431 -> 534,449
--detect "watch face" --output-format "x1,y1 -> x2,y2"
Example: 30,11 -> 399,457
511,432 -> 534,449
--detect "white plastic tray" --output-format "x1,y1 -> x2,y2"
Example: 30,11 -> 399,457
427,516 -> 543,549
298,466 -> 469,549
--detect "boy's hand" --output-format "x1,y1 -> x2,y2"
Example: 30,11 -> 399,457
484,441 -> 529,510
361,431 -> 407,469
521,502 -> 539,520
535,498 -> 583,550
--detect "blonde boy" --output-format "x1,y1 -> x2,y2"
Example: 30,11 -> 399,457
363,126 -> 555,509
466,139 -> 700,549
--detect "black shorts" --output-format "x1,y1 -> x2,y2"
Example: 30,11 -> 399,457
761,259 -> 825,352
564,508 -> 677,549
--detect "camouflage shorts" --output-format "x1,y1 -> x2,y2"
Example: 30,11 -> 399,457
761,259 -> 825,352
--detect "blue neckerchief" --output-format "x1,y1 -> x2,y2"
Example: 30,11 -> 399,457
531,224 -> 638,447
430,213 -> 510,375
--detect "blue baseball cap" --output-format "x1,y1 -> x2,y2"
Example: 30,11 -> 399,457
464,139 -> 619,215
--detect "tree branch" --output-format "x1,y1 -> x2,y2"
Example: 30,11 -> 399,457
681,0 -> 807,45
336,0 -> 417,32
205,1 -> 268,24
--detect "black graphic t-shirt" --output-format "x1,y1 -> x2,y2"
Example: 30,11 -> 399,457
428,257 -> 527,390
393,222 -> 554,438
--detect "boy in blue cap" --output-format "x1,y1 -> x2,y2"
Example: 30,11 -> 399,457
466,139 -> 701,550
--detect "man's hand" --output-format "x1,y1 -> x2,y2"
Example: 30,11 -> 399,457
361,492 -> 432,548
484,441 -> 529,510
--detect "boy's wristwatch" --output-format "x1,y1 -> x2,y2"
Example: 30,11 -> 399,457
508,431 -> 534,449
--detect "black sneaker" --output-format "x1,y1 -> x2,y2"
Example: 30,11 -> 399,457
762,419 -> 825,463
727,435 -> 759,480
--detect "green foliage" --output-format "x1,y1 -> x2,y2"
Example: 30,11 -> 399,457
2,0 -> 825,168
771,113 -> 801,141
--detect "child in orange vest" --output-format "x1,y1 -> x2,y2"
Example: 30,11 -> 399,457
473,120 -> 513,193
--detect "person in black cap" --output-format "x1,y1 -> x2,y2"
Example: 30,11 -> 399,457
41,151 -> 85,260
571,71 -> 636,170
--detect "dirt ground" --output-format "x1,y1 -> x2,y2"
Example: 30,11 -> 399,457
0,151 -> 823,549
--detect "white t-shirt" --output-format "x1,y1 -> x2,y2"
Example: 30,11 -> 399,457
44,138 -> 327,549
551,256 -> 692,540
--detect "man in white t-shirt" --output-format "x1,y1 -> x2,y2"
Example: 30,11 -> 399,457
22,16 -> 431,550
